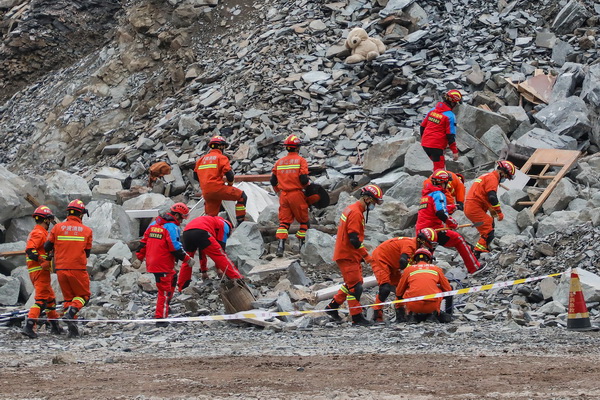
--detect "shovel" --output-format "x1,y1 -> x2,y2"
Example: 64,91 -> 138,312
434,221 -> 483,232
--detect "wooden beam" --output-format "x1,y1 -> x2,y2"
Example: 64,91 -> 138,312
233,174 -> 271,182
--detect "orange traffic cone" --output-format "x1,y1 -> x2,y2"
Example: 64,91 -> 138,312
567,268 -> 594,331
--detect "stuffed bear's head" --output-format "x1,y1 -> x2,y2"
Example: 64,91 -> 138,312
346,27 -> 369,49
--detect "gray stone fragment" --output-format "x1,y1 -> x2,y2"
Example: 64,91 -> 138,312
551,0 -> 591,35
536,211 -> 580,237
379,0 -> 416,18
227,222 -> 264,267
550,63 -> 585,102
5,217 -> 34,242
455,105 -> 511,138
533,97 -> 591,139
538,300 -> 566,315
0,276 -> 20,305
300,229 -> 335,268
362,136 -> 415,175
276,292 -> 294,322
581,64 -> 600,109
403,142 -> 433,177
287,261 -> 311,287
11,266 -> 33,302
542,178 -> 578,215
539,277 -> 558,300
513,128 -> 578,155
551,40 -> 575,67
385,173 -> 426,207
535,31 -> 557,48
553,268 -> 600,306
516,208 -> 536,231
45,170 -> 93,218
498,106 -> 529,132
178,114 -> 200,138
87,201 -> 136,246
500,189 -> 529,210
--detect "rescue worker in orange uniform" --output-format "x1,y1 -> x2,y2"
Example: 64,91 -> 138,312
325,184 -> 383,326
134,203 -> 195,327
195,135 -> 247,224
396,248 -> 453,324
270,134 -> 310,257
22,206 -> 63,338
44,200 -> 93,338
464,160 -> 517,259
420,89 -> 463,172
371,228 -> 438,324
423,171 -> 466,211
416,170 -> 482,274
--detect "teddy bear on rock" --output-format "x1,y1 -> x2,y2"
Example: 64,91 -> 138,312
344,27 -> 386,64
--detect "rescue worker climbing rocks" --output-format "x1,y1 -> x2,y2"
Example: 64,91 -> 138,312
416,170 -> 482,274
325,184 -> 383,326
178,215 -> 242,291
270,134 -> 310,257
396,248 -> 453,324
195,135 -> 247,225
45,199 -> 93,338
22,206 -> 63,338
134,203 -> 195,327
371,228 -> 438,324
420,89 -> 463,172
464,160 -> 517,259
423,170 -> 466,211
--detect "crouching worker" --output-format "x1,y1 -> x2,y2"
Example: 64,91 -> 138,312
371,228 -> 438,324
22,206 -> 63,338
178,215 -> 242,291
134,203 -> 195,327
396,248 -> 453,324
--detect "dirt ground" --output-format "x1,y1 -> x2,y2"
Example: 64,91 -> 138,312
1,352 -> 599,399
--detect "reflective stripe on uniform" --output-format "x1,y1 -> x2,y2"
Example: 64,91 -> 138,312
28,266 -> 43,273
340,213 -> 347,222
57,236 -> 86,242
73,297 -> 86,306
409,269 -> 439,277
196,164 -> 218,170
276,164 -> 300,170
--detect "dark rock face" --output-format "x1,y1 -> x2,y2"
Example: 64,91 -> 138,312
0,0 -> 122,102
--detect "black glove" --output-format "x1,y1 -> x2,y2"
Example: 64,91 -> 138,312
457,202 -> 464,211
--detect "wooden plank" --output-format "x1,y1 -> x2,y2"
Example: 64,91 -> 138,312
314,275 -> 378,302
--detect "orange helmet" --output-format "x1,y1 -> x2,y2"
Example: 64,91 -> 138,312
170,202 -> 189,218
414,248 -> 433,262
283,134 -> 302,148
497,160 -> 516,179
417,228 -> 437,249
67,199 -> 86,214
360,184 -> 384,205
444,89 -> 463,104
209,135 -> 228,148
431,170 -> 451,187
33,205 -> 54,219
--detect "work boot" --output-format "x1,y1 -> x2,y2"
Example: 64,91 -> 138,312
351,313 -> 374,327
424,312 -> 439,323
474,250 -> 481,260
22,319 -> 38,339
395,307 -> 406,323
324,301 -> 342,322
406,312 -> 418,325
298,238 -> 305,250
373,309 -> 384,323
49,320 -> 64,335
155,321 -> 170,328
275,239 -> 286,257
438,311 -> 453,323
63,307 -> 79,338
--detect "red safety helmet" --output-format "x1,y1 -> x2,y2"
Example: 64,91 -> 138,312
414,248 -> 433,262
283,134 -> 302,148
417,228 -> 437,250
444,89 -> 463,104
497,160 -> 516,180
170,202 -> 190,218
431,170 -> 451,187
360,184 -> 384,205
209,135 -> 228,148
67,199 -> 86,214
33,205 -> 54,219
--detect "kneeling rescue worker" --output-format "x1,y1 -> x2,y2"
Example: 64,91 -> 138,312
22,206 -> 63,338
134,203 -> 195,327
325,184 -> 383,326
465,160 -> 517,258
371,228 -> 438,324
270,134 -> 310,257
396,248 -> 453,324
45,199 -> 93,338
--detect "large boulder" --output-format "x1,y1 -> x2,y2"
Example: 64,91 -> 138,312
226,222 -> 264,266
5,216 -> 35,242
536,211 -> 581,237
552,268 -> 600,306
45,170 -> 93,218
533,97 -> 591,139
512,128 -> 577,157
0,166 -> 30,224
550,0 -> 592,35
0,275 -> 20,305
87,201 -> 136,247
542,178 -> 578,215
455,104 -> 511,138
362,135 -> 416,175
403,142 -> 433,176
10,266 -> 33,302
300,229 -> 336,268
550,63 -> 586,102
386,173 -> 426,207
0,241 -> 26,275
581,63 -> 600,109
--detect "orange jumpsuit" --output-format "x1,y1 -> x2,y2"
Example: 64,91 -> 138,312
25,224 -> 60,321
396,261 -> 452,314
332,201 -> 369,316
47,215 -> 93,315
372,237 -> 418,312
271,152 -> 309,240
422,171 -> 465,207
464,170 -> 501,253
195,148 -> 246,221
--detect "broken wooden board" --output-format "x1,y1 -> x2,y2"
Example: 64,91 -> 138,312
504,72 -> 556,105
497,168 -> 530,197
516,149 -> 581,214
